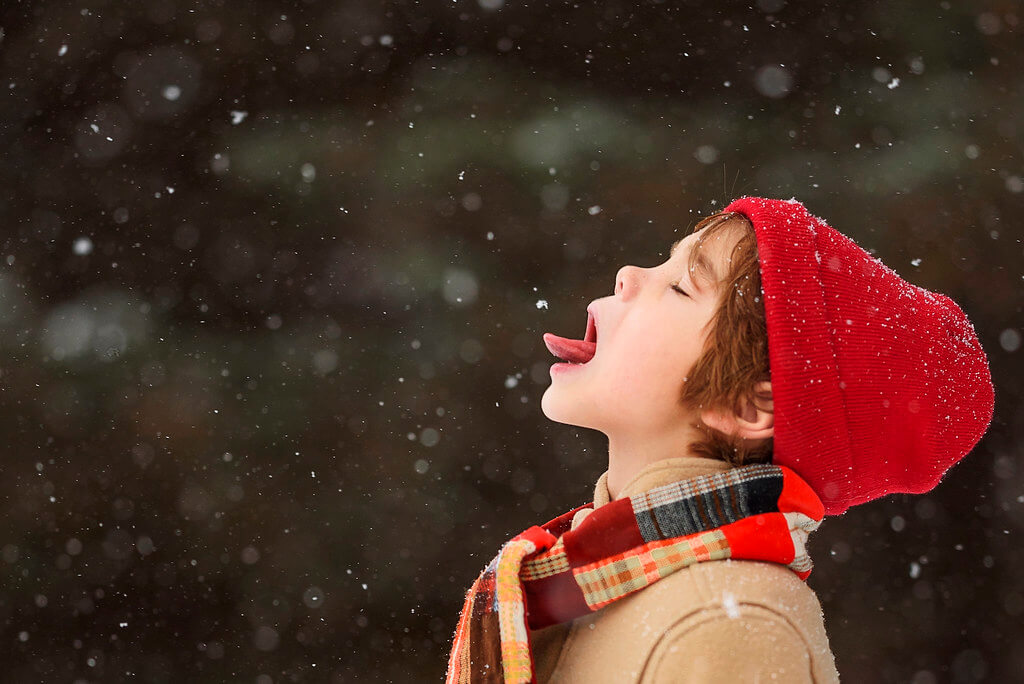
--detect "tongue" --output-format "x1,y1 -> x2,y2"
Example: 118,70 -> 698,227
543,333 -> 596,364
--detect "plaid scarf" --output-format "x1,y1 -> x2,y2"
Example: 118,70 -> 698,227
446,463 -> 824,683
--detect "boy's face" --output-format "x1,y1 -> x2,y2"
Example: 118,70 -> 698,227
541,224 -> 741,437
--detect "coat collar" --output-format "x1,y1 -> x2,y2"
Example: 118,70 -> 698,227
572,456 -> 734,530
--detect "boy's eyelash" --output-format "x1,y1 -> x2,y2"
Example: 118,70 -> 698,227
671,282 -> 689,297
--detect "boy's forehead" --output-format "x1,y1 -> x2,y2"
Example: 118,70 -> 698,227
670,221 -> 741,256
669,233 -> 725,292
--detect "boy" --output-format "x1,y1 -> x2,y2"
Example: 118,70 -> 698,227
447,196 -> 994,683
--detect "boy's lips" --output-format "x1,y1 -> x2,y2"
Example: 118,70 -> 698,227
543,306 -> 598,364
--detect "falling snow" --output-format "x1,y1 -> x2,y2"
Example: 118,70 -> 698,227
1,5 -> 1018,682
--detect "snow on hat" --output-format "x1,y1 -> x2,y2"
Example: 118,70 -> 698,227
722,196 -> 994,516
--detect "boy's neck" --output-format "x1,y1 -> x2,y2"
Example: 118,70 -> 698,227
605,423 -> 712,499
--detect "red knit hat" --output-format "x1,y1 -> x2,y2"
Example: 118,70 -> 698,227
722,196 -> 994,516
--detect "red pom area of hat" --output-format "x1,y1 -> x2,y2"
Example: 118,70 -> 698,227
723,196 -> 994,515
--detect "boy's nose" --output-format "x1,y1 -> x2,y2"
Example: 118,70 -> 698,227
615,265 -> 644,299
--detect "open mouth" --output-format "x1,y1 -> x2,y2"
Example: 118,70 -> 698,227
543,309 -> 597,364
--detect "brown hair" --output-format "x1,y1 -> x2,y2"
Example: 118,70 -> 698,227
679,211 -> 773,467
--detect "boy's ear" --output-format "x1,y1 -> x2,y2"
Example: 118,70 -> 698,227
698,381 -> 774,441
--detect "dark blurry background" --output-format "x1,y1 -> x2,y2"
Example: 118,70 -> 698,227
1,0 -> 1021,682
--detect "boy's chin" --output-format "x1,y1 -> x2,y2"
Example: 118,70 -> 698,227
540,391 -> 592,428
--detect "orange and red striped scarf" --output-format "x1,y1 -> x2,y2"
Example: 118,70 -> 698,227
446,463 -> 824,683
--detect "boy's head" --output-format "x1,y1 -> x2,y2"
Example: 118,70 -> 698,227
541,210 -> 775,479
543,196 -> 994,515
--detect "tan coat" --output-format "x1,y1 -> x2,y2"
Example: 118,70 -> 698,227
529,456 -> 840,683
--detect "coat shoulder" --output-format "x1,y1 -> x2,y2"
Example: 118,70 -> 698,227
685,558 -> 829,625
537,560 -> 840,683
642,560 -> 841,683
640,602 -> 816,683
607,557 -> 828,631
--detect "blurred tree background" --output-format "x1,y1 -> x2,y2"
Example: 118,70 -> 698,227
0,0 -> 1021,681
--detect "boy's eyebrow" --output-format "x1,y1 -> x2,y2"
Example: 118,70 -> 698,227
670,237 -> 719,293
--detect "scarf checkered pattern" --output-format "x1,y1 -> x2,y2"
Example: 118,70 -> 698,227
446,463 -> 824,683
